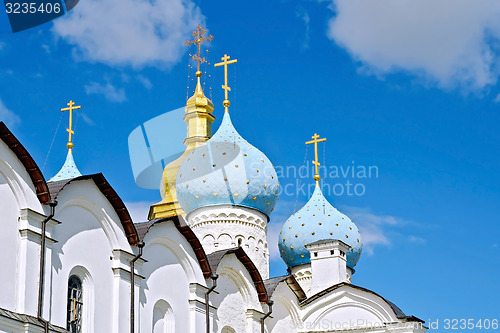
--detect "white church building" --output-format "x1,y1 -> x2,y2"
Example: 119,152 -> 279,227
0,27 -> 427,333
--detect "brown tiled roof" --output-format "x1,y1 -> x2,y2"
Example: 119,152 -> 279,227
0,122 -> 50,204
135,216 -> 211,279
48,174 -> 138,245
207,247 -> 268,303
264,275 -> 307,302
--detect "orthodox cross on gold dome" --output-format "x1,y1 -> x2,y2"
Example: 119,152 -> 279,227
214,54 -> 238,113
61,100 -> 81,151
306,133 -> 327,186
185,25 -> 213,73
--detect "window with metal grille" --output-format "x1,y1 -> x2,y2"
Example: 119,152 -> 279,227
67,275 -> 83,333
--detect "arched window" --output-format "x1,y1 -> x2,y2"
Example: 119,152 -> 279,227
67,275 -> 83,332
152,300 -> 175,333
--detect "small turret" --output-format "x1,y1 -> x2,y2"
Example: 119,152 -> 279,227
49,100 -> 83,182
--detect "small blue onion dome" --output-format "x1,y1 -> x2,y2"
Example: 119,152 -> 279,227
278,185 -> 362,268
48,150 -> 82,182
176,112 -> 279,217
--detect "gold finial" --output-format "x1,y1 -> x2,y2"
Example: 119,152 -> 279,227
61,100 -> 82,151
214,54 -> 238,113
185,25 -> 213,74
305,133 -> 327,186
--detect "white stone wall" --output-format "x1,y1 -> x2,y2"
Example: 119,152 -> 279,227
307,240 -> 350,294
0,168 -> 22,312
0,140 -> 45,314
267,282 -> 301,333
268,282 -> 427,333
48,180 -> 133,333
290,264 -> 312,297
210,254 -> 264,333
187,205 -> 270,279
139,221 -> 208,333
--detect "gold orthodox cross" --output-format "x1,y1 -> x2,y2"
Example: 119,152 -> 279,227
61,100 -> 81,150
306,133 -> 327,184
185,25 -> 213,72
214,54 -> 238,112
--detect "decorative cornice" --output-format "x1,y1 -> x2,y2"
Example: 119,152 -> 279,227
190,208 -> 267,230
18,208 -> 60,241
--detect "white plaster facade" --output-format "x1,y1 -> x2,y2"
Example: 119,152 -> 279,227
0,123 -> 426,333
187,205 -> 270,279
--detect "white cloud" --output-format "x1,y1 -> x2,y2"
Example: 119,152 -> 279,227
124,201 -> 152,223
0,98 -> 20,128
138,75 -> 153,89
296,7 -> 310,49
267,222 -> 284,262
326,0 -> 500,90
52,0 -> 204,68
408,235 -> 426,244
85,81 -> 127,103
79,112 -> 95,126
494,93 -> 500,103
341,206 -> 408,255
42,44 -> 51,54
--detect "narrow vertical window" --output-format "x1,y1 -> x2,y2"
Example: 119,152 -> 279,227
67,275 -> 83,332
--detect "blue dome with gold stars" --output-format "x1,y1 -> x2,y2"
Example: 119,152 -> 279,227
278,185 -> 362,268
176,112 -> 279,217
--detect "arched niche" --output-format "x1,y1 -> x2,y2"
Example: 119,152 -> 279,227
152,299 -> 175,333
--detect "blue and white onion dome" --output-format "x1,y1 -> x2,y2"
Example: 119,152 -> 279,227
278,185 -> 362,269
176,112 -> 279,218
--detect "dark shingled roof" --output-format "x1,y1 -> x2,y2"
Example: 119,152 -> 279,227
0,122 -> 51,204
135,221 -> 154,241
0,307 -> 68,332
207,247 -> 269,303
299,282 -> 425,323
135,216 -> 211,279
264,275 -> 307,302
48,174 -> 138,245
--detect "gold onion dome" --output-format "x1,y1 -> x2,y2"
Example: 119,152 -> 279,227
148,25 -> 215,220
148,72 -> 215,220
186,71 -> 214,110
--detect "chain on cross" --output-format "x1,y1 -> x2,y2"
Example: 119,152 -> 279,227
185,25 -> 213,72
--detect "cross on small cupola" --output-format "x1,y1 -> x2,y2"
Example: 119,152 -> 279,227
61,100 -> 82,151
305,133 -> 327,186
214,54 -> 238,112
48,100 -> 83,182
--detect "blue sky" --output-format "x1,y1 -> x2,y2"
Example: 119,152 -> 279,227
1,0 -> 500,330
